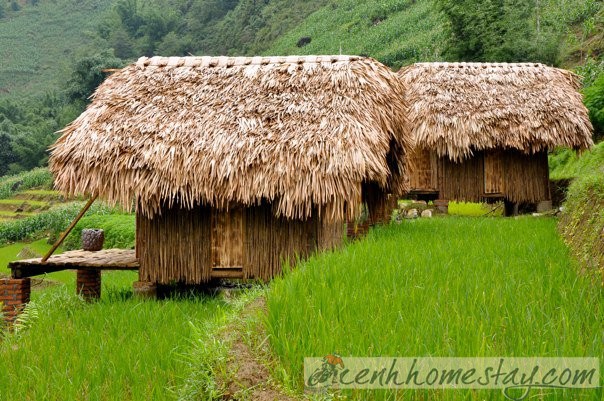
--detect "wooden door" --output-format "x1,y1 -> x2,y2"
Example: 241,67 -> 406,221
410,148 -> 438,191
211,208 -> 244,268
484,151 -> 504,194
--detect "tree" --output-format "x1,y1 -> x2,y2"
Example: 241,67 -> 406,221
66,51 -> 124,104
156,31 -> 188,56
583,72 -> 604,141
437,0 -> 561,64
115,0 -> 144,37
110,28 -> 136,59
0,133 -> 16,177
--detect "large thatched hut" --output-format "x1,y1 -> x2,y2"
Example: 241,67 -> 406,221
50,55 -> 411,284
398,62 -> 593,212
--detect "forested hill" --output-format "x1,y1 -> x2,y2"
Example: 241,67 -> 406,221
0,0 -> 331,100
1,0 -> 602,100
0,0 -> 112,100
0,0 -> 602,176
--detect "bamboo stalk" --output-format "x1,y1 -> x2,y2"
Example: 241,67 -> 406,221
41,194 -> 98,263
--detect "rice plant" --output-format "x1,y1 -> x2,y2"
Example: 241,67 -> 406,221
266,217 -> 604,400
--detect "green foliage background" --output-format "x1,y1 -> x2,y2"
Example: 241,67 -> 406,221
0,0 -> 602,174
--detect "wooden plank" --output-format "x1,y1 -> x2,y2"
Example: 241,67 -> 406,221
409,149 -> 437,191
211,207 -> 244,269
210,267 -> 244,279
12,264 -> 138,279
10,249 -> 139,268
484,151 -> 505,194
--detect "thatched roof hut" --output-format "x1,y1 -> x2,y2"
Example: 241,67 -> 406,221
398,62 -> 593,208
50,55 -> 411,283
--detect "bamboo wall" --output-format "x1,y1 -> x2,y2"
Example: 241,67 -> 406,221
438,154 -> 484,201
243,203 -> 343,280
436,150 -> 550,203
501,151 -> 550,203
137,205 -> 212,284
363,183 -> 396,225
137,202 -> 344,284
408,148 -> 438,191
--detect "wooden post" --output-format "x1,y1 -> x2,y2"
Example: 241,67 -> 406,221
41,194 -> 98,263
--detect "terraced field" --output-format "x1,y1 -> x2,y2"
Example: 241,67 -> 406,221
0,190 -> 65,222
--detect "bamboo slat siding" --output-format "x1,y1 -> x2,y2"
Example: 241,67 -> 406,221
137,203 -> 344,284
501,151 -> 550,203
363,183 -> 394,224
137,205 -> 212,284
243,204 -> 343,280
484,151 -> 504,194
211,208 -> 244,269
439,155 -> 484,202
438,150 -> 550,203
409,148 -> 437,191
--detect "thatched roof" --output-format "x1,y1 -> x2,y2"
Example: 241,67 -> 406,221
50,55 -> 411,220
398,62 -> 593,161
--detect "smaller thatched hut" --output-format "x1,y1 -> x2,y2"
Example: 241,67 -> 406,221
50,55 -> 411,285
399,62 -> 593,212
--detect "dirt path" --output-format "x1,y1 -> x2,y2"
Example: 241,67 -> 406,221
219,296 -> 296,401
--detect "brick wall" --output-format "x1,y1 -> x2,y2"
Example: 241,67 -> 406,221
0,278 -> 31,324
76,270 -> 101,301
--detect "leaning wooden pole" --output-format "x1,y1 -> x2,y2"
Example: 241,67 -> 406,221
41,194 -> 98,263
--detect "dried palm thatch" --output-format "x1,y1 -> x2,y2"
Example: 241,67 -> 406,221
399,62 -> 593,161
50,55 -> 411,221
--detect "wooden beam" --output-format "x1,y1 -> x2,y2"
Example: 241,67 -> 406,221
41,195 -> 98,263
211,267 -> 244,279
12,265 -> 138,280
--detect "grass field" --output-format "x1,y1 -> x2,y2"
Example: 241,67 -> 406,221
0,238 -> 50,273
549,142 -> 604,180
267,217 -> 603,400
1,213 -> 601,399
0,282 -> 234,401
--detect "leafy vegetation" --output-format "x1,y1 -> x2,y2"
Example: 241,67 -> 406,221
267,218 -> 603,399
437,0 -> 602,65
0,282 -> 236,401
448,201 -> 503,217
62,213 -> 135,250
0,95 -> 83,175
559,172 -> 604,272
583,72 -> 604,140
0,0 -> 112,101
549,141 -> 604,179
266,0 -> 446,70
0,168 -> 53,199
0,202 -> 124,246
0,238 -> 50,274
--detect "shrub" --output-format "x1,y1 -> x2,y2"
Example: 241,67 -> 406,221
0,168 -> 53,199
0,202 -> 126,245
62,214 -> 135,250
583,71 -> 604,141
549,141 -> 604,180
559,173 -> 604,273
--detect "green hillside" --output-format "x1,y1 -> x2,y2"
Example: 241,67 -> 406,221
0,0 -> 602,101
0,0 -> 112,100
266,0 -> 446,69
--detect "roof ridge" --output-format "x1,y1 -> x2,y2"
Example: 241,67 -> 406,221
136,55 -> 363,68
414,62 -> 546,68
